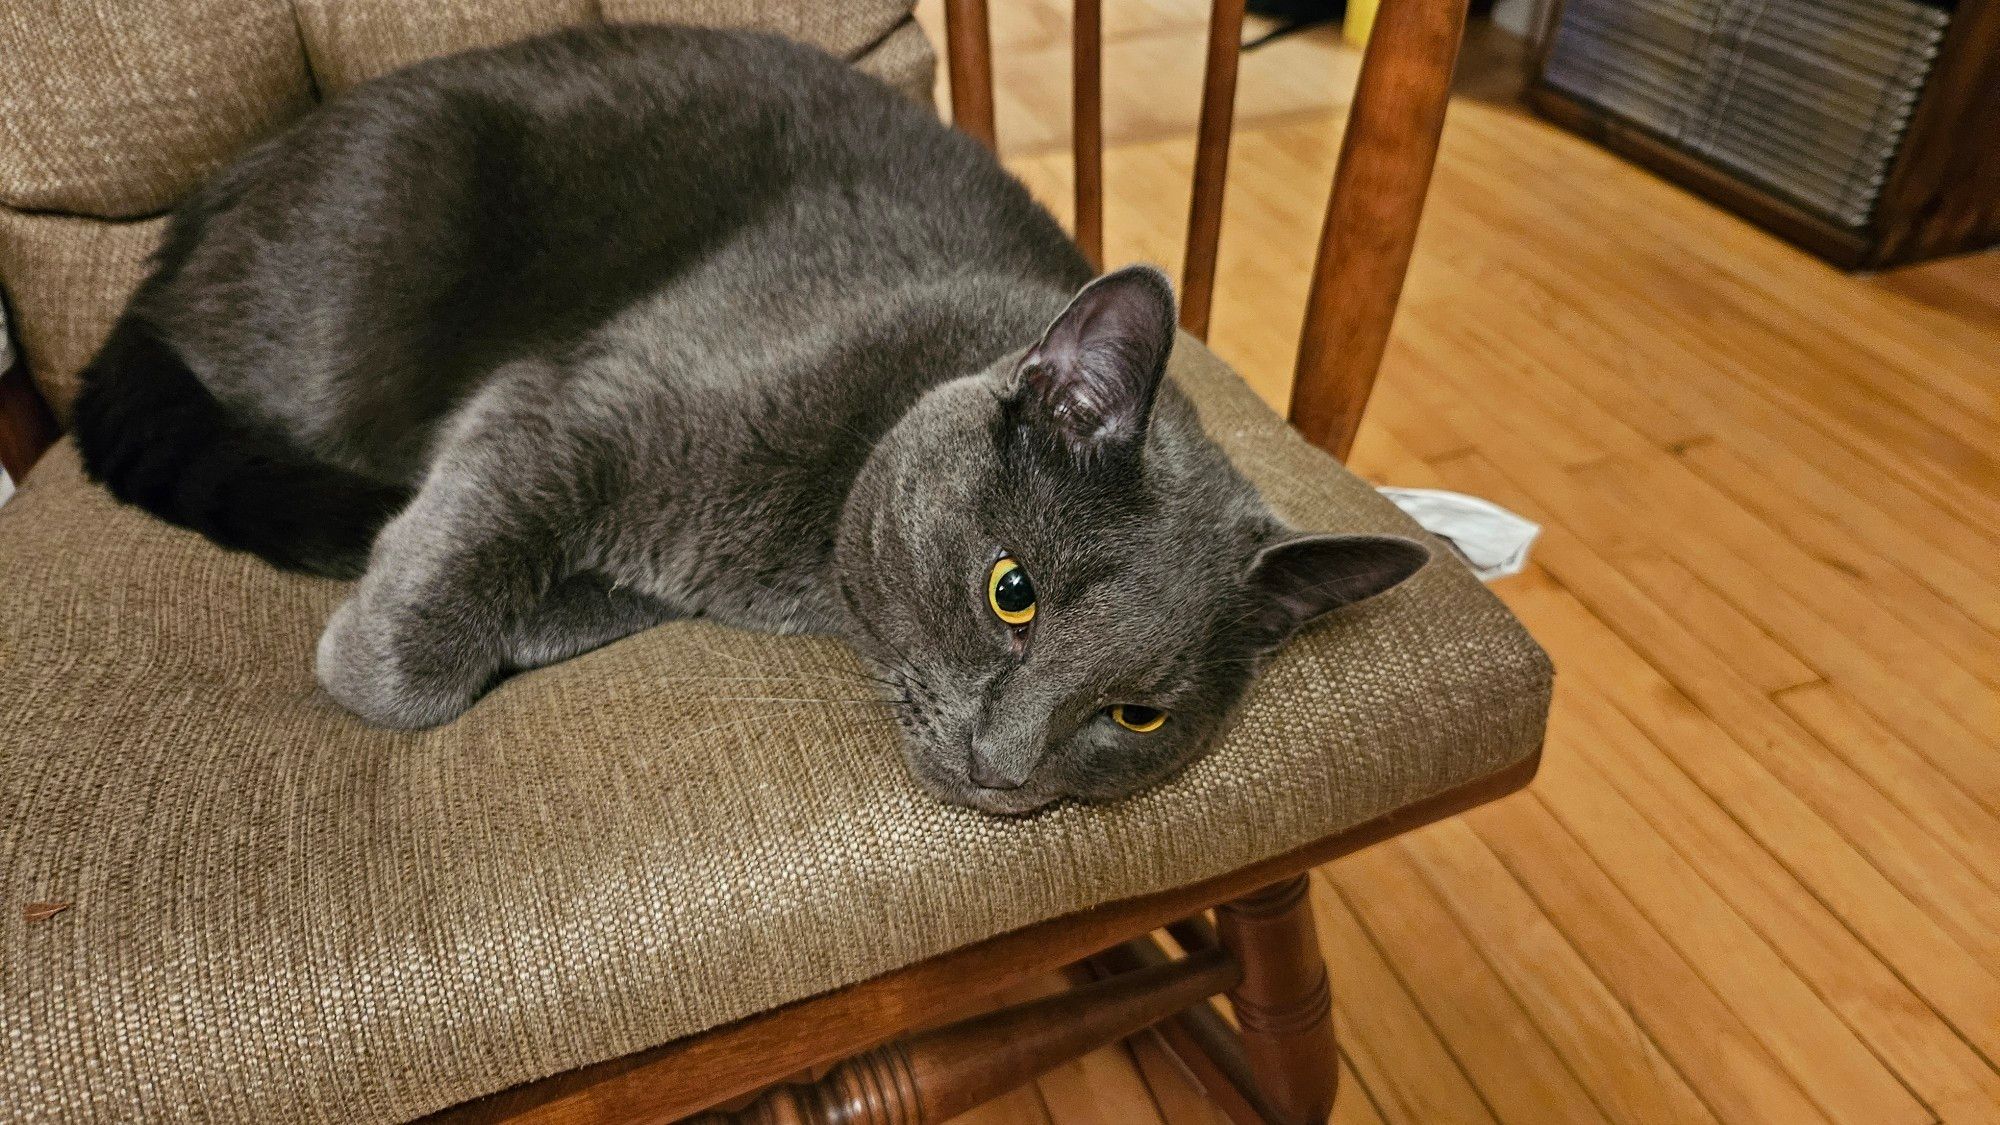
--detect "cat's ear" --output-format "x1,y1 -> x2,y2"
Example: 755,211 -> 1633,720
1015,265 -> 1178,456
1244,534 -> 1430,649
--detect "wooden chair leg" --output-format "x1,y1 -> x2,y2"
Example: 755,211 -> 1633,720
1215,876 -> 1338,1124
711,946 -> 1240,1123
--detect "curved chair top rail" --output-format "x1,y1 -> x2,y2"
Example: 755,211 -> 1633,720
941,0 -> 1471,462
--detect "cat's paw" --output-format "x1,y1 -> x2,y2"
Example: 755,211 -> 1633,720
315,599 -> 482,729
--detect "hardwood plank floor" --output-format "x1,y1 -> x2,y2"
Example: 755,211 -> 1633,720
924,2 -> 2000,1121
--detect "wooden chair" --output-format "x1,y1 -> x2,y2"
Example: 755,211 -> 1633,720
0,2 -> 1533,1120
428,2 -> 1525,1122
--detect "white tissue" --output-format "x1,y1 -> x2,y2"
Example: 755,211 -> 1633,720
0,300 -> 12,508
1378,486 -> 1540,582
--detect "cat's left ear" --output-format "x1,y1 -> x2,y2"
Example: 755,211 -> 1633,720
1015,265 -> 1178,457
1244,534 -> 1430,649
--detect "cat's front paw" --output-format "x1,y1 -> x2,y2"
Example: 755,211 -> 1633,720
315,598 -> 482,729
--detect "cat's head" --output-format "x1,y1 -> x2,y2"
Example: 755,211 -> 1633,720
836,266 -> 1428,814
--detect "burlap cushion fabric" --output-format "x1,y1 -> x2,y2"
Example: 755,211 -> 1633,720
0,212 -> 168,422
0,0 -> 929,217
0,0 -> 934,417
0,332 -> 1552,1120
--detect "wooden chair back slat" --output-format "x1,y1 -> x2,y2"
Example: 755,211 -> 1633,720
942,0 -> 998,151
1286,0 -> 1467,460
940,0 -> 1468,462
1178,0 -> 1247,341
1071,0 -> 1106,266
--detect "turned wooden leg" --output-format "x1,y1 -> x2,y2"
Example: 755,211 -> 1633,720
712,947 -> 1240,1124
1216,875 -> 1338,1124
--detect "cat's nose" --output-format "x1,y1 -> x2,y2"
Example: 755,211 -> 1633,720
968,733 -> 1041,790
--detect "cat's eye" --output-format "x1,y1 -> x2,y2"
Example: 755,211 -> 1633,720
1111,705 -> 1167,733
987,556 -> 1037,626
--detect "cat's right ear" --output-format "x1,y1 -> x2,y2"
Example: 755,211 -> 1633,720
1012,265 -> 1178,459
1242,533 -> 1430,651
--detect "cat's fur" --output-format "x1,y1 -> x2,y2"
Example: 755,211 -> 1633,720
73,25 -> 1427,813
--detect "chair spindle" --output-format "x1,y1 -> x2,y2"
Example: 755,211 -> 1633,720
1287,0 -> 1470,461
942,0 -> 998,151
1179,0 -> 1248,340
1072,0 -> 1106,266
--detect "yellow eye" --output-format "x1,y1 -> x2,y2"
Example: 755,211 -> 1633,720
1111,705 -> 1167,733
987,556 -> 1037,626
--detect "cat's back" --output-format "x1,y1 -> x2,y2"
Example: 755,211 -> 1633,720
163,22 -> 1069,341
141,24 -> 1078,478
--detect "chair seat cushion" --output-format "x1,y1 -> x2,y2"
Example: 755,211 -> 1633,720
0,336 -> 1550,1121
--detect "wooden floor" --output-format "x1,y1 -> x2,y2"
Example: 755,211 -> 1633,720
917,2 -> 2000,1122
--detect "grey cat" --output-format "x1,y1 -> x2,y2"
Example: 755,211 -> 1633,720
73,25 -> 1427,814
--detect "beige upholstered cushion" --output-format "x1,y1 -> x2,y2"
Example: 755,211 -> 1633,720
0,0 -> 316,219
0,0 -> 928,217
299,1 -> 926,95
0,334 -> 1550,1121
0,211 -> 166,422
0,0 -> 934,416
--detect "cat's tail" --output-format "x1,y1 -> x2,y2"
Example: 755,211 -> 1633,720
71,314 -> 409,579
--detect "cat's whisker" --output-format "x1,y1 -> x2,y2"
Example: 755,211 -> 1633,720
656,673 -> 865,685
659,671 -> 899,696
669,701 -> 899,749
792,661 -> 900,688
851,619 -> 928,687
772,666 -> 903,697
683,640 -> 899,693
687,641 -> 778,672
700,694 -> 894,706
671,711 -> 798,747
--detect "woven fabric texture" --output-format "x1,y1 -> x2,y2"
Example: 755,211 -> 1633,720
0,0 -> 925,217
0,0 -> 932,416
296,0 -> 922,94
0,211 -> 167,422
0,333 -> 1553,1121
0,0 -> 314,219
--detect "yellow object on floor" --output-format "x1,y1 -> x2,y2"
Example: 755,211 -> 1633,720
1345,0 -> 1380,45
